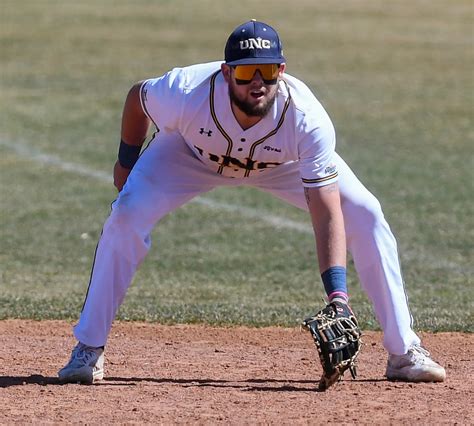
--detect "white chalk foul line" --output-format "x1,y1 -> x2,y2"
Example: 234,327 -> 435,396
4,141 -> 312,234
191,197 -> 312,233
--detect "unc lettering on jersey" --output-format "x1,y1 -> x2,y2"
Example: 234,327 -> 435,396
199,128 -> 213,137
239,38 -> 271,50
193,145 -> 282,170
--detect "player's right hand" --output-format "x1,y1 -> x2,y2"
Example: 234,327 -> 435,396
113,160 -> 132,192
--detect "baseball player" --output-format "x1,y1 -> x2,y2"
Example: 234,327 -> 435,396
58,20 -> 445,385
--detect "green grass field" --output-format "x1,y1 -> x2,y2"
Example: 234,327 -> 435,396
1,0 -> 472,331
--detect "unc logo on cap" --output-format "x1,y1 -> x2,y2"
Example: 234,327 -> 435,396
239,37 -> 271,50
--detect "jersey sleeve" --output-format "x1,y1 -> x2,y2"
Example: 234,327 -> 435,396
297,109 -> 338,188
139,67 -> 186,132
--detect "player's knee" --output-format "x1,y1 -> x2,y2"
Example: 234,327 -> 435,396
108,194 -> 141,230
343,194 -> 384,232
101,199 -> 151,262
362,196 -> 384,225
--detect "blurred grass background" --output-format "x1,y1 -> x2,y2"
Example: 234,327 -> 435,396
0,0 -> 472,331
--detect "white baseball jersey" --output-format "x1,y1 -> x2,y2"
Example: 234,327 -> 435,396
73,61 -> 422,357
139,61 -> 338,187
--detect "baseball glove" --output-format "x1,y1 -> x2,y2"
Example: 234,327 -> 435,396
302,300 -> 362,391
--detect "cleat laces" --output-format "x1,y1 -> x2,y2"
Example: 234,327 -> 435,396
69,343 -> 98,366
408,345 -> 431,364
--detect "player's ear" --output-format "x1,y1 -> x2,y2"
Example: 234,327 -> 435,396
279,63 -> 286,75
221,63 -> 231,82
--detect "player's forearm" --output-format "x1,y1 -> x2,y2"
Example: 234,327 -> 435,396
314,214 -> 346,273
305,184 -> 346,273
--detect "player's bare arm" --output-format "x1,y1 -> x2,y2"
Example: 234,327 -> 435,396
113,81 -> 151,191
304,184 -> 346,273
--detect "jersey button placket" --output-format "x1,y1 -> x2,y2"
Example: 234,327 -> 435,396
232,138 -> 247,175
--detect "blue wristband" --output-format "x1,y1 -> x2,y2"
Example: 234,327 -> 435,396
321,266 -> 348,299
118,140 -> 141,169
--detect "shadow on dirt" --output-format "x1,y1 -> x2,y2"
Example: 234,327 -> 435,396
0,375 -> 386,390
0,375 -> 59,387
101,376 -> 386,392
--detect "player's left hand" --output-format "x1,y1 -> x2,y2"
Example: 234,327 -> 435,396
113,160 -> 132,192
302,300 -> 362,391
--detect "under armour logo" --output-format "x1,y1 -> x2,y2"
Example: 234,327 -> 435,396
200,128 -> 212,137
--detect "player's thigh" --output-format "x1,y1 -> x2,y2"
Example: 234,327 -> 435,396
113,132 -> 218,227
334,153 -> 382,212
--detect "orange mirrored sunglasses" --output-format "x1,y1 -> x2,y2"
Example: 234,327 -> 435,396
232,64 -> 281,85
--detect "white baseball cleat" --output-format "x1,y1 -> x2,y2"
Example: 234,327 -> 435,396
58,342 -> 105,384
386,344 -> 446,382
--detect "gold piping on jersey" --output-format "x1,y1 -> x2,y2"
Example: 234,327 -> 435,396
209,71 -> 291,176
244,80 -> 291,177
210,71 -> 234,174
301,172 -> 339,184
139,81 -> 159,131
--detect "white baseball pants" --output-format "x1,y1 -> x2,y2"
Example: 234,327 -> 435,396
74,132 -> 421,355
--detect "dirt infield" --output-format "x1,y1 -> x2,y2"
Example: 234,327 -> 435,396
0,320 -> 472,424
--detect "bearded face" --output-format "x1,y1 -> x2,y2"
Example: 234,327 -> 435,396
222,64 -> 285,119
227,73 -> 279,117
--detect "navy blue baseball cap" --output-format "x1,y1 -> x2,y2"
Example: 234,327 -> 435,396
225,20 -> 285,65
